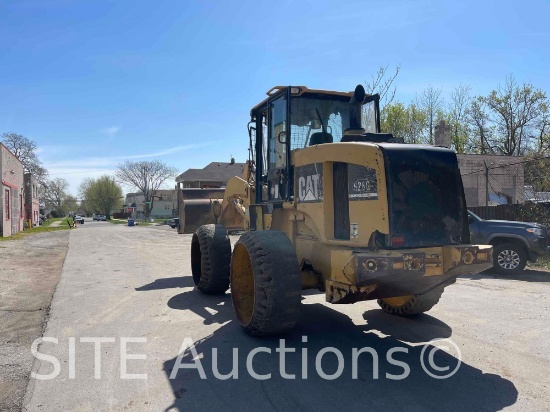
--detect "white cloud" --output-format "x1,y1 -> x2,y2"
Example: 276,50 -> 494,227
125,143 -> 213,159
101,126 -> 121,137
42,142 -> 215,195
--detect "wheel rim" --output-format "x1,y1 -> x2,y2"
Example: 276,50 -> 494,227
497,249 -> 521,270
382,295 -> 413,307
230,243 -> 254,327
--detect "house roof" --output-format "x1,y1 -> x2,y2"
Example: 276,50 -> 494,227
176,162 -> 245,184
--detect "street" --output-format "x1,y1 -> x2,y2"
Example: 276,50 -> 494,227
16,221 -> 550,411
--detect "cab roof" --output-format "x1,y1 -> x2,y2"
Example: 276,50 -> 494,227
250,86 -> 356,116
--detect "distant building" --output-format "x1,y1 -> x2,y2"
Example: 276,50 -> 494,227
175,162 -> 246,188
1,144 -> 25,237
434,120 -> 524,207
458,154 -> 524,207
24,173 -> 40,227
124,189 -> 178,219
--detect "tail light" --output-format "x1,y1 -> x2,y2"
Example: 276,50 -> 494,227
391,236 -> 405,247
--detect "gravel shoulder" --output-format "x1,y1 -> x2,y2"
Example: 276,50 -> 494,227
0,231 -> 70,412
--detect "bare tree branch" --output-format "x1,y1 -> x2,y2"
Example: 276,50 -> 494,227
115,160 -> 178,219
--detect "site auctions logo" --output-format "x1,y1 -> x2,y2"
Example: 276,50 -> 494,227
30,336 -> 462,381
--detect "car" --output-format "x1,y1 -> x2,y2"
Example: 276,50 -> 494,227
168,217 -> 179,229
98,215 -> 107,221
468,210 -> 550,274
74,215 -> 84,224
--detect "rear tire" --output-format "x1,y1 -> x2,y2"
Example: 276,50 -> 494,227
191,224 -> 231,294
493,242 -> 527,275
230,231 -> 301,336
377,287 -> 444,316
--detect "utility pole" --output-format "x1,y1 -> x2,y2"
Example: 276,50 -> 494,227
484,161 -> 489,206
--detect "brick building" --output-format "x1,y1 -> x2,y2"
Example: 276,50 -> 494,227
24,173 -> 40,227
1,144 -> 25,237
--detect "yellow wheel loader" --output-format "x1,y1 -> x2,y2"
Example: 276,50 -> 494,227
190,85 -> 493,336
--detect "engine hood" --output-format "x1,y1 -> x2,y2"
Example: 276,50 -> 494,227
481,219 -> 544,229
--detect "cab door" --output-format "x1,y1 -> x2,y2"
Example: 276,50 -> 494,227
267,93 -> 289,201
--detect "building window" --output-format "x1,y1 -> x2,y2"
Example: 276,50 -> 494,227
5,189 -> 10,220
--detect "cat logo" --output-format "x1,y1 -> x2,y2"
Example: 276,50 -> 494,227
296,163 -> 324,203
298,174 -> 321,202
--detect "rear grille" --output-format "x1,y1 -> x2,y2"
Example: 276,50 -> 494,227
333,162 -> 350,240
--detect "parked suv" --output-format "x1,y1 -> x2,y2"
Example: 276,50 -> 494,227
74,215 -> 84,224
468,210 -> 550,274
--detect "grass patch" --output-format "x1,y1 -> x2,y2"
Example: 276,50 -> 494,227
24,226 -> 72,234
109,219 -> 129,225
109,218 -> 171,226
529,255 -> 550,271
0,225 -> 71,241
42,217 -> 64,227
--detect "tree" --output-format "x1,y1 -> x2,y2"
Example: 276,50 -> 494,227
81,176 -> 123,219
447,84 -> 472,153
524,155 -> 550,193
417,86 -> 444,144
63,195 -> 79,216
406,103 -> 427,144
382,102 -> 427,144
365,65 -> 401,113
381,102 -> 409,138
1,132 -> 48,183
466,98 -> 494,154
481,76 -> 548,156
41,178 -> 69,216
115,160 -> 178,219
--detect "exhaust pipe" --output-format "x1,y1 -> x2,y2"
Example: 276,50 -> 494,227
349,84 -> 366,130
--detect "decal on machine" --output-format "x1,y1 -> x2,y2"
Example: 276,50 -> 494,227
348,164 -> 378,200
296,163 -> 323,203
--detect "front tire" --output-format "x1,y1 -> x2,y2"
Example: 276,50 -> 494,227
493,242 -> 527,275
230,231 -> 301,337
191,224 -> 231,294
377,287 -> 444,316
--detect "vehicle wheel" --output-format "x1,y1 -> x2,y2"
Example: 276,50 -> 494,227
377,287 -> 444,316
191,224 -> 231,294
493,242 -> 527,275
230,231 -> 301,337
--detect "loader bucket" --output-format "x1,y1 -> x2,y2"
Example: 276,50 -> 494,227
179,199 -> 223,234
180,188 -> 225,200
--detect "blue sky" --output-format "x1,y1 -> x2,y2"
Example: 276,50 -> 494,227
1,0 -> 549,194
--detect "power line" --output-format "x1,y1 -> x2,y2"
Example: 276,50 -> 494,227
460,156 -> 550,176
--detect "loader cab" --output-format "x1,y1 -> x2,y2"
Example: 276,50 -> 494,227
250,86 -> 382,204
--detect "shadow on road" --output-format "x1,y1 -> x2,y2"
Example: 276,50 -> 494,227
362,310 -> 452,343
461,268 -> 550,283
135,277 -> 196,291
168,290 -> 233,325
161,297 -> 518,411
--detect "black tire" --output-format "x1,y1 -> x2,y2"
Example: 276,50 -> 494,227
377,287 -> 444,316
493,242 -> 527,275
230,231 -> 301,337
191,224 -> 231,294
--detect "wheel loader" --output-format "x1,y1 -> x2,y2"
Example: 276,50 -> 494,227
190,84 -> 493,336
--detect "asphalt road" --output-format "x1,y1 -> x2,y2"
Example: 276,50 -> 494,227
22,221 -> 550,411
